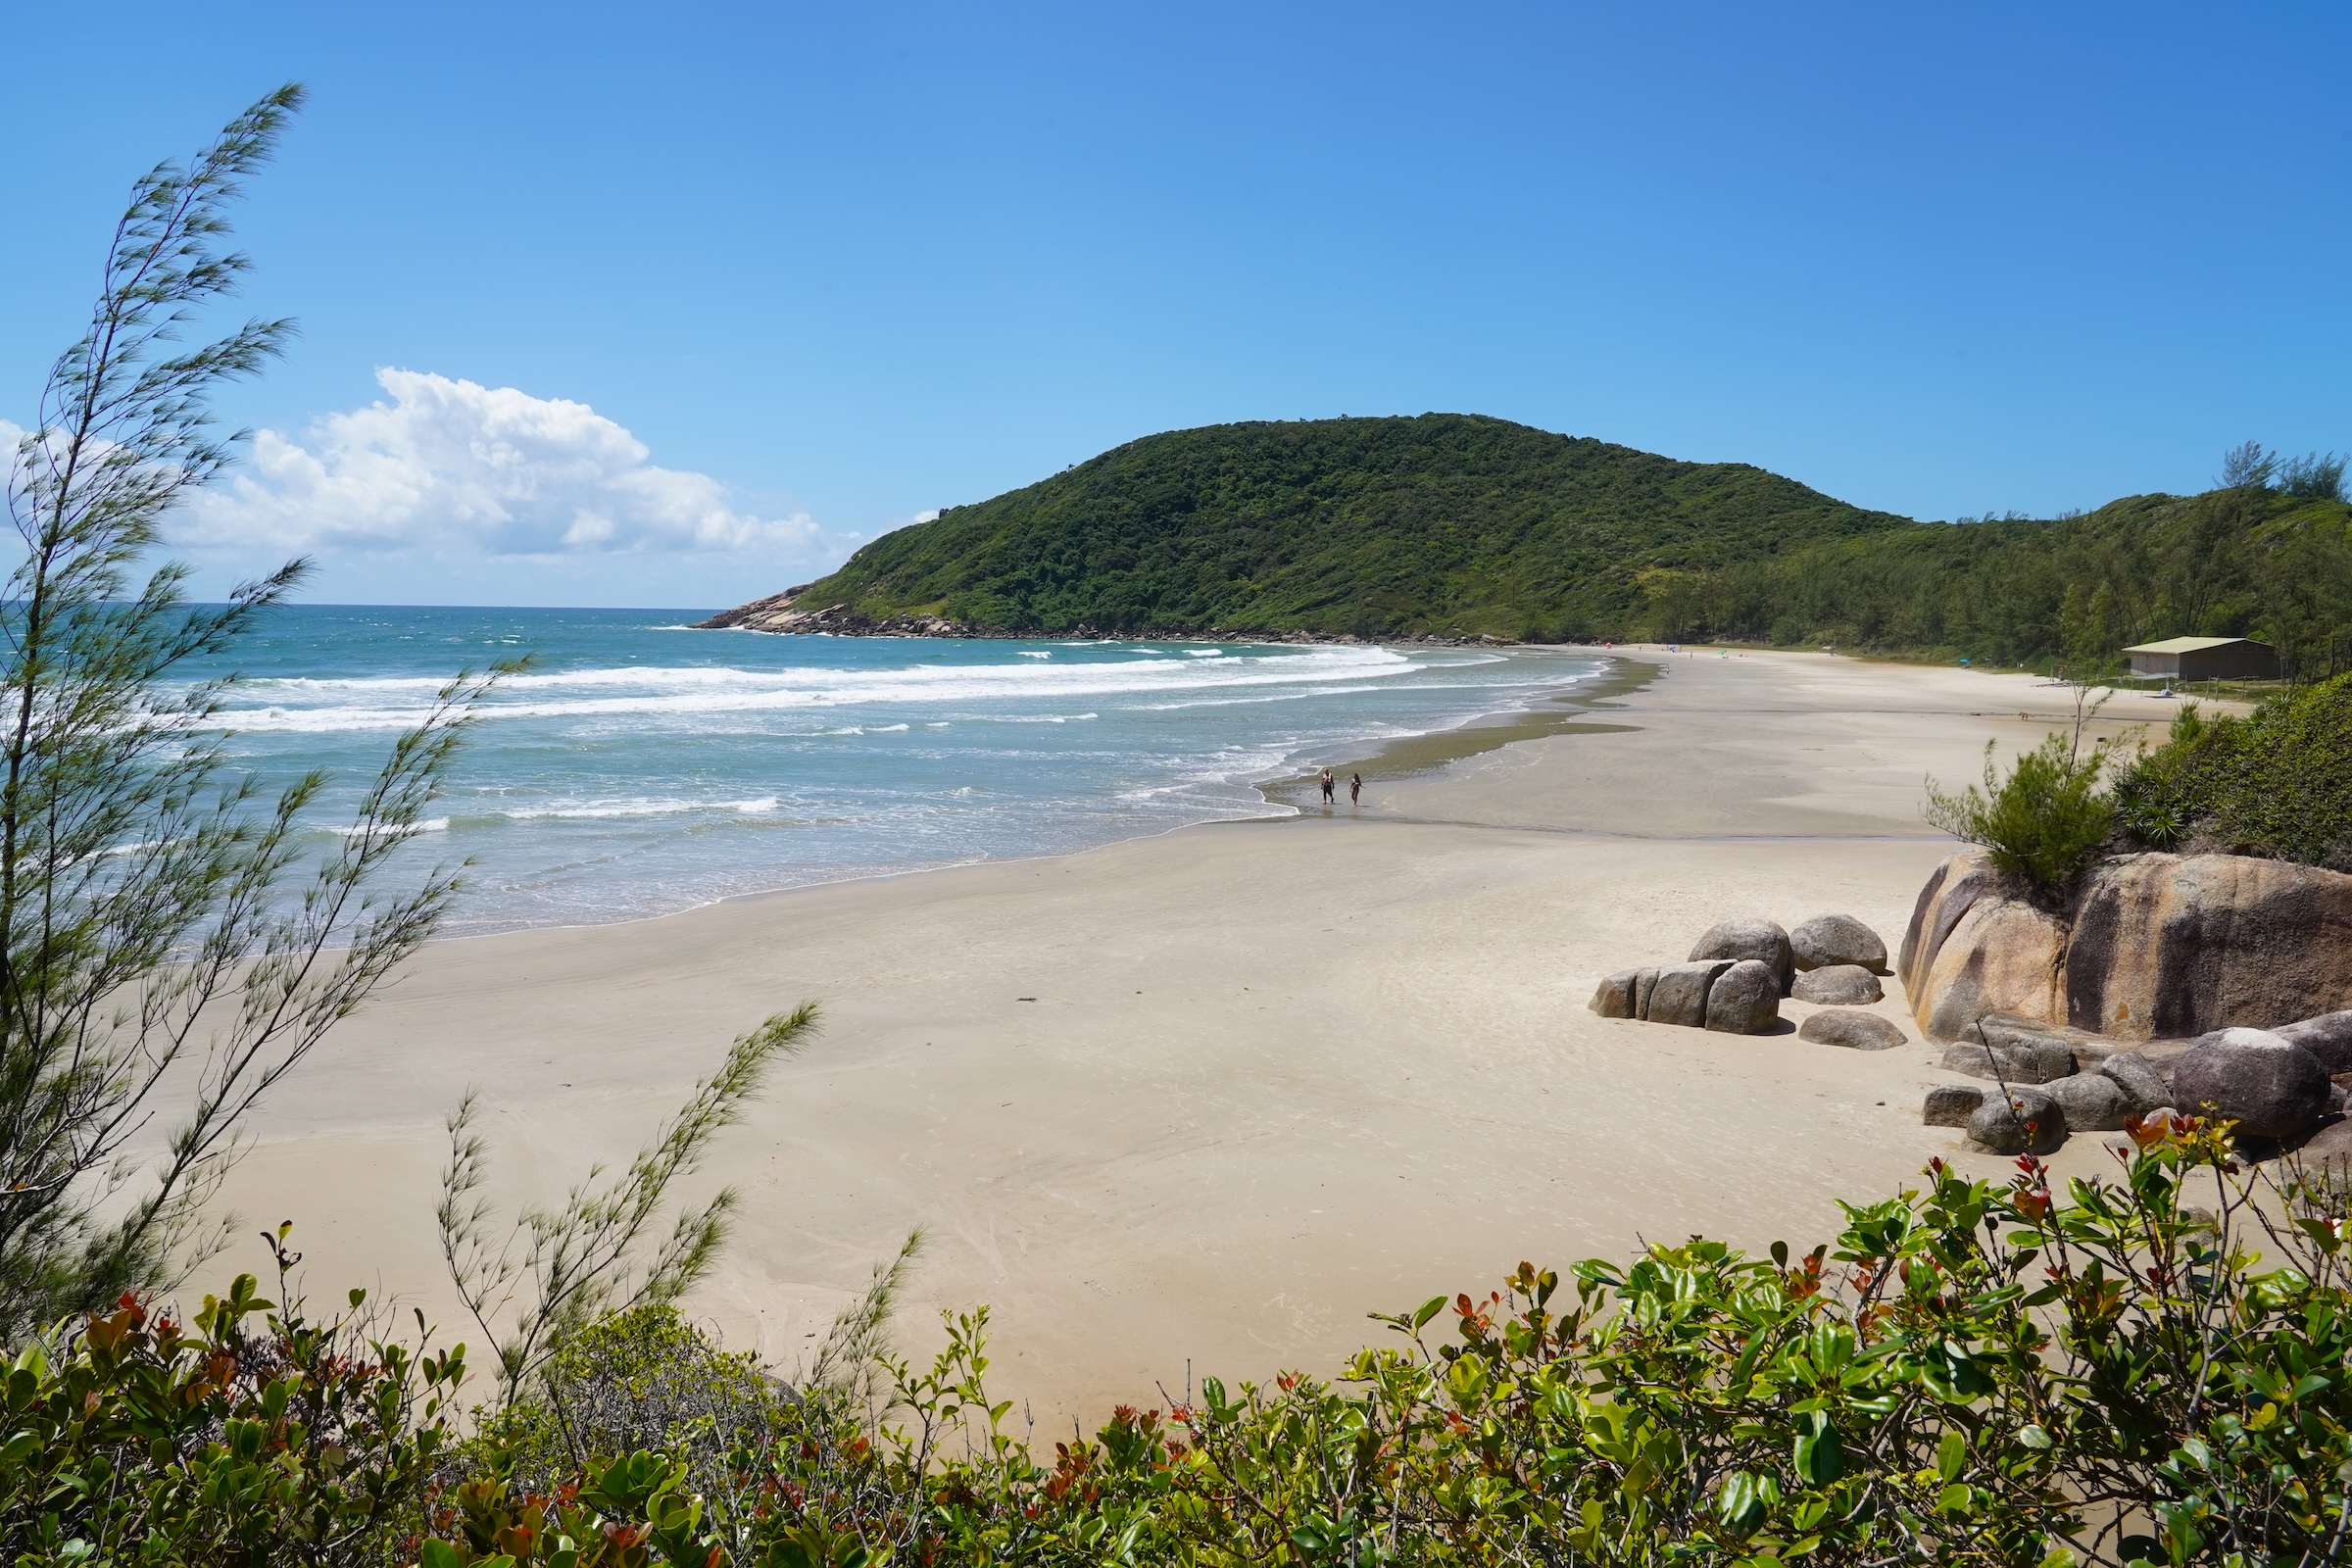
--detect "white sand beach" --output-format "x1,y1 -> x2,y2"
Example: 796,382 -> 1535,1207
210,650 -> 2193,1425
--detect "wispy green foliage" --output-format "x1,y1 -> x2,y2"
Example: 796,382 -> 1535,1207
799,415 -> 1914,639
437,1004 -> 820,1407
0,87 -> 501,1335
1927,692 -> 2120,902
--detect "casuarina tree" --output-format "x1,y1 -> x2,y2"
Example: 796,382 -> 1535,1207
0,85 -> 503,1332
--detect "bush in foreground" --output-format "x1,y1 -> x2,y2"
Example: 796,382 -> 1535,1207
15,1119 -> 2342,1566
2112,674 -> 2352,868
1926,731 -> 2118,904
0,1236 -> 466,1565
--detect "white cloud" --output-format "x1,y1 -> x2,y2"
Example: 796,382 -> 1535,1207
176,369 -> 829,558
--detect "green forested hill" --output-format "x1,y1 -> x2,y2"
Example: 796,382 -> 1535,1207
792,414 -> 1915,639
752,415 -> 2352,673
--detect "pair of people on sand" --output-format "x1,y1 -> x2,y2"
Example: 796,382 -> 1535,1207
1318,768 -> 1361,807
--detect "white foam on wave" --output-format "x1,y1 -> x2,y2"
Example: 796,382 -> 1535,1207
321,815 -> 451,836
488,796 -> 784,822
209,645 -> 1420,733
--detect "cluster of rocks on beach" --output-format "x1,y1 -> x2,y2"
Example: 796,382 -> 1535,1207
1926,1010 -> 2352,1160
1590,846 -> 2352,1171
1590,912 -> 1902,1048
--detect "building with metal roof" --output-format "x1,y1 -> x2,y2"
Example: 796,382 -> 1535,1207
2121,636 -> 2279,681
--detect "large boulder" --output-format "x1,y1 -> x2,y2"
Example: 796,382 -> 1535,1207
1898,854 -> 2069,1041
2290,1117 -> 2352,1180
1690,919 -> 1793,995
1590,971 -> 1639,1018
1591,968 -> 1666,1019
1799,1009 -> 1906,1051
1792,965 -> 1883,1004
2170,1027 -> 2334,1139
2066,855 -> 2352,1039
1967,1086 -> 2067,1155
1790,914 -> 1888,973
1633,968 -> 1661,1019
2278,1009 -> 2352,1073
1940,1026 -> 2077,1085
1704,959 -> 1782,1034
2044,1072 -> 2132,1132
2095,1052 -> 2173,1115
1900,850 -> 2352,1044
1924,1082 -> 1986,1125
1648,960 -> 1735,1028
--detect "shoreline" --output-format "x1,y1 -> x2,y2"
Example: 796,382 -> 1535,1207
413,642 -> 1632,945
1260,655 -> 1650,808
199,648 -> 2202,1428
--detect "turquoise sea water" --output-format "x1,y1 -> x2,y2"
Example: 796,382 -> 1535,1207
194,607 -> 1604,935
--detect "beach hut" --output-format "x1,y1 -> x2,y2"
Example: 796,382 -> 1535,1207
2121,636 -> 2279,682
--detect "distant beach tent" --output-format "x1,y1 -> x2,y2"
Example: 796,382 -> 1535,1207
2122,635 -> 2279,681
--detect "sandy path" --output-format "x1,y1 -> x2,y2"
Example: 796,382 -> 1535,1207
210,651 -> 2190,1425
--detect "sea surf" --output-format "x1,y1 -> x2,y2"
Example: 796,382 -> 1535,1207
199,606 -> 1605,935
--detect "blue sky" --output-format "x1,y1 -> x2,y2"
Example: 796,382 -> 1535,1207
5,3 -> 2348,608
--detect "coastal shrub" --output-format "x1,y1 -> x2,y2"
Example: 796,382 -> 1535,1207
10,1125 -> 2347,1564
0,1242 -> 466,1566
399,1119 -> 2349,1568
2113,675 -> 2352,867
1926,733 -> 2117,901
474,1302 -> 785,1499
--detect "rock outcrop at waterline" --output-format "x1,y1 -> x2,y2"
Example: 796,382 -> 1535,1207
689,588 -> 1524,646
1898,850 -> 2352,1044
692,590 -> 966,638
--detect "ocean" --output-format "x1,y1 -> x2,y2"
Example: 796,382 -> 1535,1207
198,607 -> 1605,935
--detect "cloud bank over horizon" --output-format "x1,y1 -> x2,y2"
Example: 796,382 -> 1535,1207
6,373 -> 910,605
175,368 -> 851,562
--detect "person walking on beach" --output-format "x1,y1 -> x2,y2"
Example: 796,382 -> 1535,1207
1320,768 -> 1336,804
1348,772 -> 1361,806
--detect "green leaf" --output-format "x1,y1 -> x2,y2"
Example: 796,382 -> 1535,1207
1936,1430 -> 1966,1483
1793,1412 -> 1846,1486
1718,1470 -> 1769,1534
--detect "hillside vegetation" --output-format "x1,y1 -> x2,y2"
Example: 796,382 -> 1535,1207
766,419 -> 2352,673
1658,480 -> 2352,678
793,415 -> 1914,640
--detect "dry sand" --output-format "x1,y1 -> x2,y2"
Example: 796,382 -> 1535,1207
210,649 -> 2194,1425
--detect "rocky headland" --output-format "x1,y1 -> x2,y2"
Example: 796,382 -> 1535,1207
690,588 -> 1522,646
